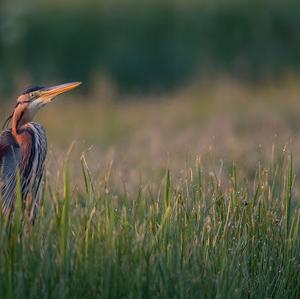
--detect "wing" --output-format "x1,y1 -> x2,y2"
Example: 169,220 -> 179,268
0,129 -> 21,215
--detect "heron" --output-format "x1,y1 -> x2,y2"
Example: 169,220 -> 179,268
0,82 -> 81,221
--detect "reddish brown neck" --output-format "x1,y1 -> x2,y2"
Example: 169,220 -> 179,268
12,115 -> 19,138
12,106 -> 28,143
12,94 -> 32,139
11,109 -> 32,167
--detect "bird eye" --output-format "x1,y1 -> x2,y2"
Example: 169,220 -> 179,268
30,92 -> 35,98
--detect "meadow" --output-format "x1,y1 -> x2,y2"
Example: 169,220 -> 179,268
0,78 -> 300,298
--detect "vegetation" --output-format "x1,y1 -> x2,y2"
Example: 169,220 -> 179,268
0,80 -> 299,298
1,0 -> 300,93
0,151 -> 299,298
1,0 -> 300,297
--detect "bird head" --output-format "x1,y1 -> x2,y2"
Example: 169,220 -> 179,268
4,82 -> 81,131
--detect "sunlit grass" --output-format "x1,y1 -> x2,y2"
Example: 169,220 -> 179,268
0,152 -> 299,298
1,79 -> 300,297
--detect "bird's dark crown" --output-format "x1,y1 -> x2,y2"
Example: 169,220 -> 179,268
21,86 -> 44,95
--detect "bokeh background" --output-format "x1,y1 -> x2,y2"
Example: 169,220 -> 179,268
1,0 -> 300,190
1,0 -> 300,94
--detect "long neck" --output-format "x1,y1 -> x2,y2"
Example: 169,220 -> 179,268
12,114 -> 20,137
12,115 -> 33,170
12,110 -> 32,149
12,106 -> 30,139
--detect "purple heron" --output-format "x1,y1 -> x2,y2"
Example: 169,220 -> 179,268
0,82 -> 81,221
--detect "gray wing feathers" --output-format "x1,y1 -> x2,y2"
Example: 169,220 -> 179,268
0,130 -> 21,214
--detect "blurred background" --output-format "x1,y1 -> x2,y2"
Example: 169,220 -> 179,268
1,0 -> 300,189
1,0 -> 300,94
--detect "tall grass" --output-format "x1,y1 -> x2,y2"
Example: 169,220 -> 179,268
0,152 -> 299,298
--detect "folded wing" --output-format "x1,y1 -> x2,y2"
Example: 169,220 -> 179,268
0,130 -> 21,215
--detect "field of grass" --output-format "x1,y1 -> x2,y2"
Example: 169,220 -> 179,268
0,78 -> 300,298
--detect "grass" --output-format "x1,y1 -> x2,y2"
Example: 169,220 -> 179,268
0,78 -> 300,298
0,151 -> 299,298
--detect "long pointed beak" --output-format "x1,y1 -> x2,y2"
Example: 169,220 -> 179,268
40,81 -> 82,103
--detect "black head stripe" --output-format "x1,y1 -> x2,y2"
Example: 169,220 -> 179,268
21,86 -> 44,95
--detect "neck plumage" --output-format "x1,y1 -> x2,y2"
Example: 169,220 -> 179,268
12,110 -> 30,145
12,116 -> 33,170
12,117 -> 20,137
